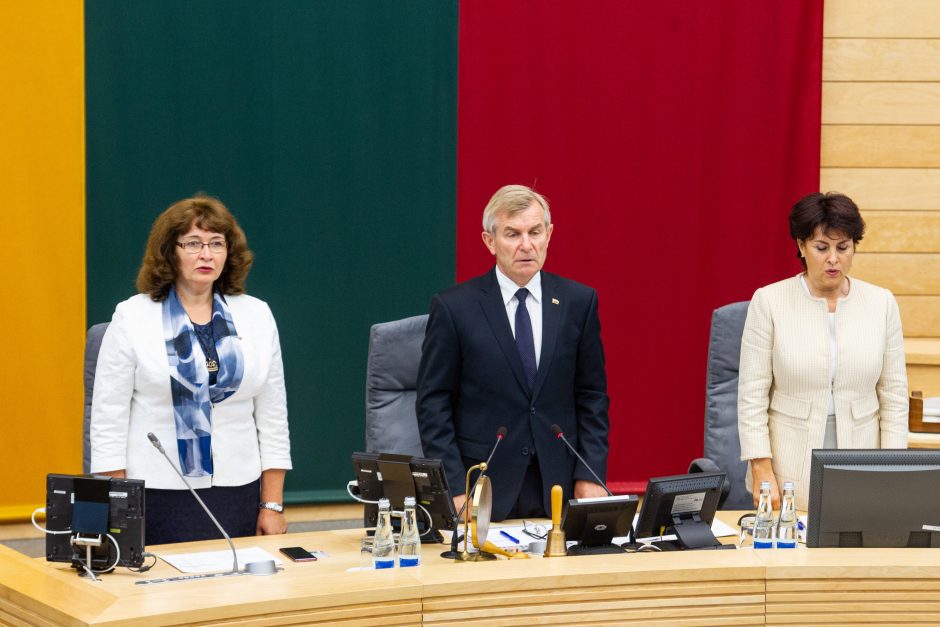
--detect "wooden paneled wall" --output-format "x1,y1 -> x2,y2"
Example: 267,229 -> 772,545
821,0 -> 940,393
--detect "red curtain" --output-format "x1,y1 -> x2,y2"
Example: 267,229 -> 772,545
456,1 -> 822,492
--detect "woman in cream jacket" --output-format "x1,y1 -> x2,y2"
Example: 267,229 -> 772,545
738,192 -> 907,511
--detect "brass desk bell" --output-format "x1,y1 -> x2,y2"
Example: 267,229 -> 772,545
457,462 -> 496,562
545,484 -> 567,557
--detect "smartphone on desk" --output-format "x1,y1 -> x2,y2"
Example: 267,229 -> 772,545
279,546 -> 317,562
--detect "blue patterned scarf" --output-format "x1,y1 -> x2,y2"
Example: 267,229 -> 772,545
162,287 -> 244,476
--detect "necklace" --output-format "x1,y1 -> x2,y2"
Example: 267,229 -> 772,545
193,323 -> 219,373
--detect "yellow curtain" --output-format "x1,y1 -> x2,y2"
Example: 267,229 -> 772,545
0,1 -> 85,520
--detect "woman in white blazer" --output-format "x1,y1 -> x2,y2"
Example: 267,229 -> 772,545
91,195 -> 292,545
738,192 -> 907,511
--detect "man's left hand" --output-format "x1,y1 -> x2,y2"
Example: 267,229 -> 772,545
573,480 -> 608,499
256,509 -> 288,535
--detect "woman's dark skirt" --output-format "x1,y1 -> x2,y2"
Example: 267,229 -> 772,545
144,478 -> 261,546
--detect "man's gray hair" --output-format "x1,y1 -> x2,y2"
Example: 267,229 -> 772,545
482,185 -> 551,234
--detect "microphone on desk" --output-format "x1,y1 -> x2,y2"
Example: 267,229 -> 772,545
483,426 -> 508,470
441,426 -> 507,560
146,432 -> 241,575
457,426 -> 506,522
549,424 -> 612,497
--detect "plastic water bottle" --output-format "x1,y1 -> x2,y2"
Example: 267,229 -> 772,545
373,498 -> 396,569
776,481 -> 798,549
398,496 -> 421,567
753,480 -> 775,549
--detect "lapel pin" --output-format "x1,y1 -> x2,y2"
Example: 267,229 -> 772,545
552,298 -> 560,305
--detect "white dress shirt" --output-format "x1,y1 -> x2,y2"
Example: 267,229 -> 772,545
494,266 -> 543,367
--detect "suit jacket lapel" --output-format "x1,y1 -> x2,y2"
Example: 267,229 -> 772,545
478,268 -> 531,397
532,272 -> 559,401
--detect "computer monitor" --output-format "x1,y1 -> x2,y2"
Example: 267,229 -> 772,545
807,449 -> 940,548
562,494 -> 639,555
45,474 -> 146,572
634,471 -> 725,550
351,452 -> 457,543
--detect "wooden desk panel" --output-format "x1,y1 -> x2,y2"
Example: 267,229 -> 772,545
0,531 -> 424,627
0,544 -> 113,627
908,431 -> 940,449
3,522 -> 940,626
420,554 -> 766,626
760,548 -> 940,626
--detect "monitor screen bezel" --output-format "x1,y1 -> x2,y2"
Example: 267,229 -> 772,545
351,451 -> 457,537
807,448 -> 940,548
562,494 -> 639,547
46,473 -> 146,569
634,471 -> 725,543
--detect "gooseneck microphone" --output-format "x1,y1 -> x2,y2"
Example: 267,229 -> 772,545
550,424 -> 613,496
456,426 -> 506,522
146,432 -> 239,575
483,426 -> 508,470
442,426 -> 507,559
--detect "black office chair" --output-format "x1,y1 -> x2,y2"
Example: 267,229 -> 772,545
364,314 -> 428,456
688,301 -> 752,510
83,322 -> 110,474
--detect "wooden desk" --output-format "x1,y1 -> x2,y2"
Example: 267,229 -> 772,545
418,547 -> 764,625
0,530 -> 424,626
759,548 -> 940,626
908,430 -> 940,449
2,516 -> 939,626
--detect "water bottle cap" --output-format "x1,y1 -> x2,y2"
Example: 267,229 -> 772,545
760,480 -> 771,489
378,497 -> 390,509
782,481 -> 795,490
404,496 -> 416,506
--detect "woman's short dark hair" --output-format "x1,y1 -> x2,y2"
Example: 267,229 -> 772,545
788,192 -> 865,268
136,195 -> 254,301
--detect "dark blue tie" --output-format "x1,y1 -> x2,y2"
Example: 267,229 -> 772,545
515,288 -> 537,389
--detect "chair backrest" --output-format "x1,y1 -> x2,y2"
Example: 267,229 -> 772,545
83,322 -> 110,474
364,314 -> 429,457
703,301 -> 752,510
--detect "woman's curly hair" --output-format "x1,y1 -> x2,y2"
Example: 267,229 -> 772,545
136,195 -> 254,301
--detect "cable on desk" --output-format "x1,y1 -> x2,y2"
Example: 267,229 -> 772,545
31,507 -> 72,534
347,481 -> 436,537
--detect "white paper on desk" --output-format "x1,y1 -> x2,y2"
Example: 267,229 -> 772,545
631,513 -> 737,543
710,517 -> 737,538
492,517 -> 737,549
158,547 -> 283,574
486,525 -> 534,550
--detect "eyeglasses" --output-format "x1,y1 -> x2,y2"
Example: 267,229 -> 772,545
177,240 -> 227,254
522,520 -> 547,540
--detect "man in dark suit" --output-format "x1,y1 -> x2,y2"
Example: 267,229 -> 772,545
416,185 -> 610,521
